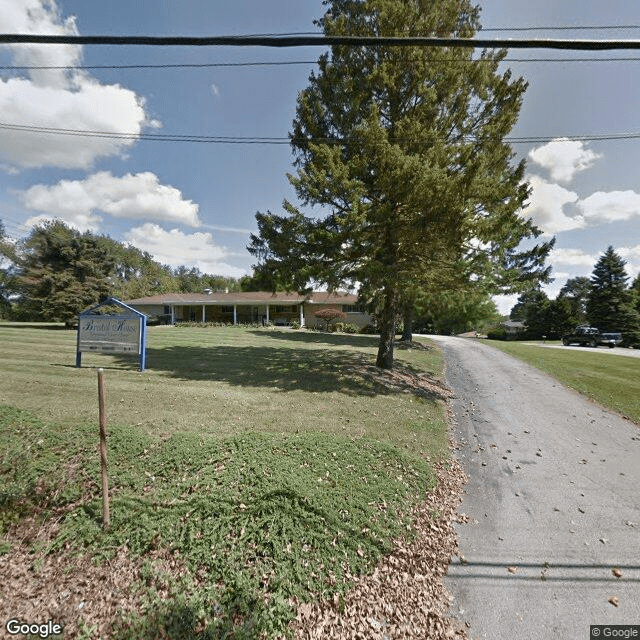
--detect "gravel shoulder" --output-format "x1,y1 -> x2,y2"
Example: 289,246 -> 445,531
428,336 -> 640,640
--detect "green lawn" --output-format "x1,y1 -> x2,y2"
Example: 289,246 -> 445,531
0,323 -> 450,638
483,340 -> 640,423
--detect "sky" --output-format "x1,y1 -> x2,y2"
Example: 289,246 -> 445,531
1,0 -> 640,315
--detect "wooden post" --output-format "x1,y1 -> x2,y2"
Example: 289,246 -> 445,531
97,368 -> 110,529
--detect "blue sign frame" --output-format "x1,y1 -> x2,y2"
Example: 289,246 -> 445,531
76,297 -> 148,371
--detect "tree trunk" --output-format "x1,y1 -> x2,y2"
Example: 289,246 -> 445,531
401,303 -> 414,342
376,286 -> 396,369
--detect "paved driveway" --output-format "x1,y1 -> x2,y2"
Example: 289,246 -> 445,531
427,336 -> 640,640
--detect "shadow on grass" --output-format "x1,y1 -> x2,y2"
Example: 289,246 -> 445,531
0,322 -> 70,330
124,344 -> 379,395
248,329 -> 380,349
118,342 -> 446,401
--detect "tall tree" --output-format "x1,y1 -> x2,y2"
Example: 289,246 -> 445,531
249,0 -> 553,369
557,276 -> 591,325
509,288 -> 549,322
586,246 -> 631,331
0,220 -> 16,317
14,221 -> 114,325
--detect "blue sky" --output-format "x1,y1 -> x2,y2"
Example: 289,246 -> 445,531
1,0 -> 639,314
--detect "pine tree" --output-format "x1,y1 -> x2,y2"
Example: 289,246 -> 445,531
15,221 -> 114,325
587,246 -> 630,331
586,246 -> 640,345
249,0 -> 553,369
557,276 -> 591,325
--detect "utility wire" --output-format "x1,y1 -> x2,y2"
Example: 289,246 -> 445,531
5,33 -> 640,50
2,121 -> 640,145
4,56 -> 640,71
479,25 -> 640,32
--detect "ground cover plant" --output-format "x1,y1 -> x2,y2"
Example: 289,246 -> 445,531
483,340 -> 640,423
0,323 -> 453,638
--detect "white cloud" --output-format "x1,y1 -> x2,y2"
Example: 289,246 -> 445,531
210,83 -> 220,96
22,171 -> 201,229
528,138 -> 601,184
523,175 -> 584,234
0,0 -> 155,169
492,294 -> 518,316
578,190 -> 640,223
549,247 -> 596,268
125,224 -> 247,278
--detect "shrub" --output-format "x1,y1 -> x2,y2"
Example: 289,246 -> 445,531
487,327 -> 507,340
313,307 -> 347,330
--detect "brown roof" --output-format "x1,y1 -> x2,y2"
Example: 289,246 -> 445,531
125,291 -> 358,306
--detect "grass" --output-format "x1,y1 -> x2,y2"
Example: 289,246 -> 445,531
483,340 -> 640,423
0,322 -> 449,638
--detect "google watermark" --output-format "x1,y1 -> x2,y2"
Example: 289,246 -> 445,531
591,626 -> 640,639
5,619 -> 63,638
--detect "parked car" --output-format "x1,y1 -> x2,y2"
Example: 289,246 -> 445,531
598,332 -> 622,348
562,326 -> 601,347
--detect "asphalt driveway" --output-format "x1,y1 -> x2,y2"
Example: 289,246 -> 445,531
428,336 -> 640,640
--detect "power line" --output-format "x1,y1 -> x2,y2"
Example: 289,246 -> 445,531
479,25 -> 640,32
5,56 -> 640,72
2,121 -> 640,146
5,33 -> 640,50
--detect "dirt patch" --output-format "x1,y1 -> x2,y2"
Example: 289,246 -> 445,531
289,456 -> 469,639
351,361 -> 453,401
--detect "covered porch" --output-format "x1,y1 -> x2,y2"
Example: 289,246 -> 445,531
170,302 -> 304,326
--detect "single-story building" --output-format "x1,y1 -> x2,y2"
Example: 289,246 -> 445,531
124,291 -> 371,329
500,320 -> 526,338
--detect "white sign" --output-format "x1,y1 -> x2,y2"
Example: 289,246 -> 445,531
78,316 -> 141,353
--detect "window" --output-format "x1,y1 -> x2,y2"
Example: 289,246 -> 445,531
221,305 -> 234,313
274,305 -> 297,313
342,304 -> 364,313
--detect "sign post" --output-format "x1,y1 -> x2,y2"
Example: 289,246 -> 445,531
76,297 -> 148,371
97,368 -> 110,530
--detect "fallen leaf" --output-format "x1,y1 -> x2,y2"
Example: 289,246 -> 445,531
507,566 -> 518,574
608,596 -> 619,607
612,568 -> 622,578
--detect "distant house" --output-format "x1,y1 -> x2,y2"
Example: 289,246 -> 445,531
500,320 -> 526,338
124,291 -> 370,329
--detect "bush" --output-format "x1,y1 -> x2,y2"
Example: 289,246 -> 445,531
360,323 -> 378,335
487,327 -> 507,340
313,307 -> 348,330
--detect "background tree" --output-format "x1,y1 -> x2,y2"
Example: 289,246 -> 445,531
557,276 -> 590,325
14,221 -> 114,325
631,273 -> 640,314
249,0 -> 553,369
0,220 -> 17,317
413,289 -> 500,335
509,288 -> 549,322
586,246 -> 640,346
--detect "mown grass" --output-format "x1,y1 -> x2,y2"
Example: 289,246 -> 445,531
483,340 -> 640,423
0,323 -> 449,638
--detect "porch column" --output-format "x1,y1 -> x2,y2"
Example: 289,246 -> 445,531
233,305 -> 237,325
202,305 -> 206,323
266,305 -> 270,323
299,303 -> 304,327
170,305 -> 175,325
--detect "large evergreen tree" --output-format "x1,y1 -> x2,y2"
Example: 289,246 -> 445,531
586,246 -> 631,331
586,246 -> 640,345
249,0 -> 553,369
14,221 -> 115,324
557,276 -> 591,325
